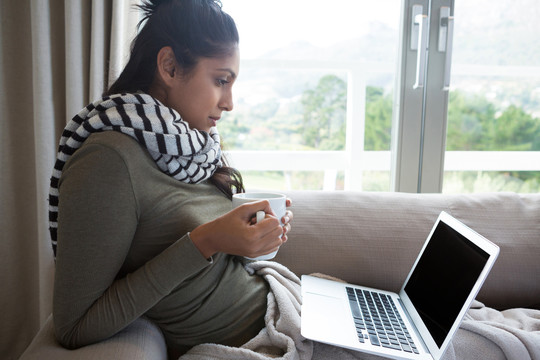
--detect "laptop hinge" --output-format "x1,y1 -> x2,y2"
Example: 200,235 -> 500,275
397,297 -> 432,358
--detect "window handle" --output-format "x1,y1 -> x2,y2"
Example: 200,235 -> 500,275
411,5 -> 428,89
438,6 -> 454,91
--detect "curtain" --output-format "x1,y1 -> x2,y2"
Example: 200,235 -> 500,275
0,1 -> 139,358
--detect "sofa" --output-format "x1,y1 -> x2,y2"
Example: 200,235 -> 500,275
19,190 -> 540,359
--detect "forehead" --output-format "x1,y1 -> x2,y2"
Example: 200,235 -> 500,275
196,47 -> 240,77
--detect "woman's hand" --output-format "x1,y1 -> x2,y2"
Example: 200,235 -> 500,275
190,200 -> 286,259
253,198 -> 293,241
282,198 -> 293,242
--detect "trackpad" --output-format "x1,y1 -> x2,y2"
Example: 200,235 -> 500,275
301,293 -> 356,345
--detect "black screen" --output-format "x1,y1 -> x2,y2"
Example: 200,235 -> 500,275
404,221 -> 489,347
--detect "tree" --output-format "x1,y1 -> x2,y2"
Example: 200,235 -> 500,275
491,105 -> 540,151
446,91 -> 496,151
301,75 -> 347,150
218,112 -> 250,149
301,78 -> 394,151
364,86 -> 392,150
446,91 -> 540,152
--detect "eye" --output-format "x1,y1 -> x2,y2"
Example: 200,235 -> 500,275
216,78 -> 230,86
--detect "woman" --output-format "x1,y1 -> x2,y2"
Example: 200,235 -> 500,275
50,0 -> 292,357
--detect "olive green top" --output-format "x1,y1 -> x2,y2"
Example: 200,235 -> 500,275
53,131 -> 268,355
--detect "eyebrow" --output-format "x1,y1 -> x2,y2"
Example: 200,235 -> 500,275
217,68 -> 237,80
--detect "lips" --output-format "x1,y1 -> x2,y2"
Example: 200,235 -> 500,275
209,116 -> 220,127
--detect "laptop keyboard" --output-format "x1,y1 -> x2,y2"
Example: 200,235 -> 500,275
346,287 -> 419,354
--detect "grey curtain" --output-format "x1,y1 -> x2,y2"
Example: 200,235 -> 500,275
0,1 -> 139,358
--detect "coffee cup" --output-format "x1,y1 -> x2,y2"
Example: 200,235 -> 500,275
232,192 -> 287,260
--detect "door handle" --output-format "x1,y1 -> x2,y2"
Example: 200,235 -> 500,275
438,6 -> 454,91
411,5 -> 428,89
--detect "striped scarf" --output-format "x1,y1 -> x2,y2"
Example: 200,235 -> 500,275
48,93 -> 222,256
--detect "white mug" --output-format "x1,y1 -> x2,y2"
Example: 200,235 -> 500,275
232,192 -> 287,260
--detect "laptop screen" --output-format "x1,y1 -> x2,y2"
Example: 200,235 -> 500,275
403,220 -> 490,347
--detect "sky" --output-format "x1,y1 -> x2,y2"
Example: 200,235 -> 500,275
222,0 -> 401,59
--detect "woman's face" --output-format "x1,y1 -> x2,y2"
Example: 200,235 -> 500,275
166,48 -> 240,133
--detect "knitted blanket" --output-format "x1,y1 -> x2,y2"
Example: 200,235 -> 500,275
180,262 -> 540,360
48,93 -> 222,256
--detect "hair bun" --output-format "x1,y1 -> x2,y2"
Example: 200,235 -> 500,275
138,0 -> 223,20
137,0 -> 174,23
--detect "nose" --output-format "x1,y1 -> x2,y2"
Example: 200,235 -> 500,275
219,89 -> 234,112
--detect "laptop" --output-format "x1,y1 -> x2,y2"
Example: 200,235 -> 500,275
301,211 -> 499,360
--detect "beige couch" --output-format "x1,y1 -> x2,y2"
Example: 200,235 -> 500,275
20,191 -> 540,359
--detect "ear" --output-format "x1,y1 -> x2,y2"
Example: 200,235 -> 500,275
155,46 -> 178,87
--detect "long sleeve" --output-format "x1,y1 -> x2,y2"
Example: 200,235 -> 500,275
52,140 -> 212,349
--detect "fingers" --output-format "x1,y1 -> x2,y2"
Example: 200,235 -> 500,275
250,210 -> 288,257
283,199 -> 293,236
243,221 -> 283,259
281,209 -> 293,239
254,227 -> 284,255
259,209 -> 292,243
282,209 -> 293,224
226,198 -> 293,258
237,200 -> 276,219
280,220 -> 291,244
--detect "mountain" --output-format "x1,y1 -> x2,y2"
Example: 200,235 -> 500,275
254,4 -> 540,67
258,21 -> 398,63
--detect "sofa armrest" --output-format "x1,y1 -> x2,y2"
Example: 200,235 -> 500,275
19,315 -> 167,360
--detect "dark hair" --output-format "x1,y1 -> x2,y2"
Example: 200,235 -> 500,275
105,0 -> 244,197
107,0 -> 239,94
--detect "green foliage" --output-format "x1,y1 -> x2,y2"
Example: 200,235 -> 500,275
300,76 -> 540,154
300,75 -> 540,191
444,171 -> 540,193
299,75 -> 394,151
220,97 -> 306,151
492,105 -> 540,151
301,75 -> 347,150
218,112 -> 250,149
446,92 -> 497,150
364,86 -> 392,150
447,92 -> 540,152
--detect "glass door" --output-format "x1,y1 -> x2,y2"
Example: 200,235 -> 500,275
443,0 -> 540,193
394,0 -> 540,193
392,0 -> 455,193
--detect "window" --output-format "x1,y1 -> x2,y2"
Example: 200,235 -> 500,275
220,1 -> 540,192
443,0 -> 540,193
221,0 -> 401,191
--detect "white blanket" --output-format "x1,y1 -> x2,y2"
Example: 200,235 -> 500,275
442,300 -> 540,360
179,262 -> 540,360
180,261 -> 313,360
